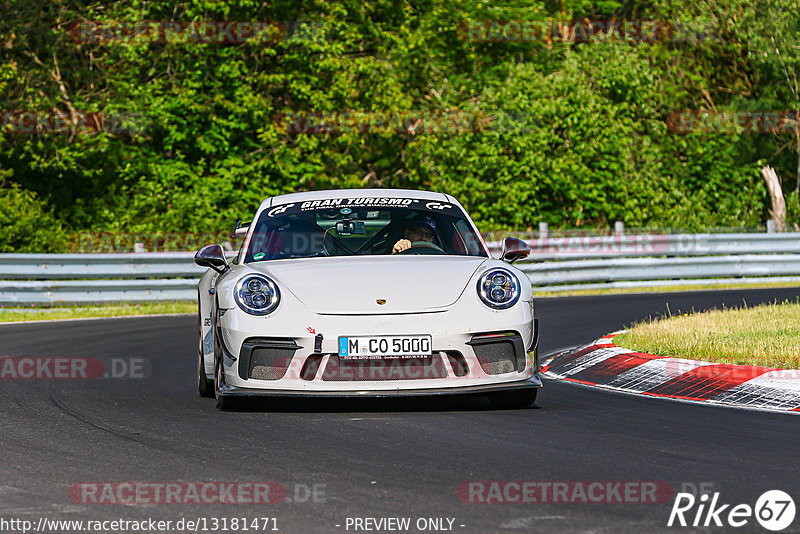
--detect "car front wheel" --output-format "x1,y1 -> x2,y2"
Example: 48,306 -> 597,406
198,350 -> 214,398
215,356 -> 238,410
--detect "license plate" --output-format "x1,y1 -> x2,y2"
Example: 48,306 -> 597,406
338,335 -> 432,359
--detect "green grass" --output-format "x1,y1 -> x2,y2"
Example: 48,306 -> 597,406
614,299 -> 800,369
0,301 -> 195,323
532,280 -> 800,298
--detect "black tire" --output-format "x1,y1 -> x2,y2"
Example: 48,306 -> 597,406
489,388 -> 538,409
198,350 -> 215,398
216,395 -> 234,410
214,356 -> 236,410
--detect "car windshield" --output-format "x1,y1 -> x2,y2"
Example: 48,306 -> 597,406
243,196 -> 487,261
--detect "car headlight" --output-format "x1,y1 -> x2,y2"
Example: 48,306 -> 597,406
234,274 -> 280,315
477,268 -> 520,309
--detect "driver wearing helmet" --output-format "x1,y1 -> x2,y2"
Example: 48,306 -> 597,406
392,215 -> 438,254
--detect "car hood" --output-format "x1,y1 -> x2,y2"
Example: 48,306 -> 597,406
251,256 -> 489,314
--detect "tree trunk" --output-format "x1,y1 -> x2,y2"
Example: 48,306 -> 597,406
761,165 -> 787,232
796,146 -> 800,193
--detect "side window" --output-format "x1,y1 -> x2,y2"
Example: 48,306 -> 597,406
454,219 -> 482,255
246,222 -> 285,261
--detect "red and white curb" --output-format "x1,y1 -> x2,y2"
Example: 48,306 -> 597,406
542,332 -> 800,413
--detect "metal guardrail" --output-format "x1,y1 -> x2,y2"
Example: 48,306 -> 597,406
484,233 -> 800,260
1,233 -> 799,304
0,279 -> 198,304
0,253 -> 214,304
0,253 -> 203,279
517,254 -> 800,285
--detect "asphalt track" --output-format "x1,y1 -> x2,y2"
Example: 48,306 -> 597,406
1,288 -> 799,533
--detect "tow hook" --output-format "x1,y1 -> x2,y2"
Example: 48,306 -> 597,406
314,333 -> 324,353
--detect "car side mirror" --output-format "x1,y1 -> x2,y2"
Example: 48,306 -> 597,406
500,237 -> 530,263
195,244 -> 229,274
231,219 -> 250,239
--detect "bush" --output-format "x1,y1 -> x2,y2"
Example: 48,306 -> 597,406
0,181 -> 68,252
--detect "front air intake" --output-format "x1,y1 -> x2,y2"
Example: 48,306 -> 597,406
300,355 -> 324,380
468,333 -> 526,375
445,351 -> 469,377
238,338 -> 299,380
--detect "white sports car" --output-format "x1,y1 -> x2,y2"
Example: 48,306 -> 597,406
195,189 -> 541,409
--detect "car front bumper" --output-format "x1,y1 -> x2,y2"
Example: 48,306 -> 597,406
213,286 -> 540,396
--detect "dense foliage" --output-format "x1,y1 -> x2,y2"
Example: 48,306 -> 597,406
2,0 -> 799,251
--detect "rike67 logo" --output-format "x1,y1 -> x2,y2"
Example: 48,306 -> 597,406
668,490 -> 796,531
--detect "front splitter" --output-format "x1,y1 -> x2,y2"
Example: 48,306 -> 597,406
217,375 -> 542,398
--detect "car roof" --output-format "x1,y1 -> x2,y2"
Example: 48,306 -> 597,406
259,189 -> 453,209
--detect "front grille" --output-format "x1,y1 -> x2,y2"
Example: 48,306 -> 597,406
468,333 -> 526,375
322,355 -> 448,381
472,342 -> 517,375
238,338 -> 299,381
248,347 -> 295,380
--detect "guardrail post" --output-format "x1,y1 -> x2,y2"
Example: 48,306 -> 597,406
615,221 -> 624,237
767,220 -> 776,233
539,222 -> 548,239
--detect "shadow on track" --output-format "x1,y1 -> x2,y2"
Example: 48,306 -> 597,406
210,394 -> 543,413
